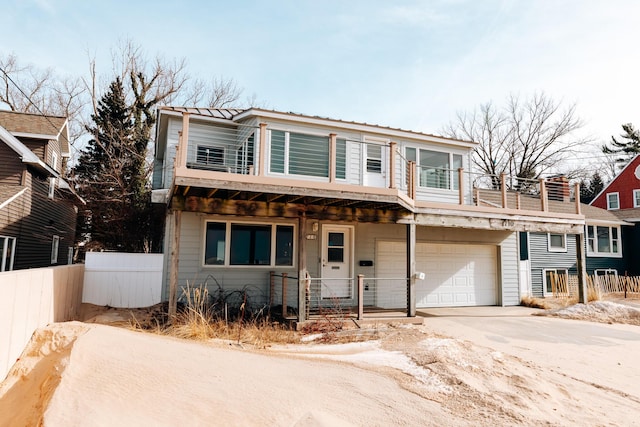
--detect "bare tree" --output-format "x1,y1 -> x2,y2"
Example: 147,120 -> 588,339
442,92 -> 589,188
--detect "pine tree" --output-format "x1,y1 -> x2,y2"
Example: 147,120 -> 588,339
579,172 -> 605,204
73,77 -> 151,251
602,123 -> 640,167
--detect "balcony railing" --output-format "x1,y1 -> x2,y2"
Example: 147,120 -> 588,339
173,113 -> 581,216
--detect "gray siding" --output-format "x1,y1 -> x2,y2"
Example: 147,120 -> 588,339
528,232 -> 577,297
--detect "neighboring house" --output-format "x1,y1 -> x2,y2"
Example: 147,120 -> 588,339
591,154 -> 640,275
152,107 -> 586,321
520,204 -> 629,298
0,110 -> 80,271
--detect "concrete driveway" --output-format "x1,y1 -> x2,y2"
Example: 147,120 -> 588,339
418,306 -> 640,402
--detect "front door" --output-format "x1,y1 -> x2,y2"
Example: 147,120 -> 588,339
363,142 -> 387,187
320,225 -> 352,299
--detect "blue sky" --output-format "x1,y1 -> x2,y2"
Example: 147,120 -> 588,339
2,0 -> 639,165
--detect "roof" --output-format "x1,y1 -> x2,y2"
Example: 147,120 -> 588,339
608,207 -> 640,223
157,106 -> 474,145
581,204 -> 630,224
0,109 -> 70,155
0,124 -> 58,176
590,153 -> 640,208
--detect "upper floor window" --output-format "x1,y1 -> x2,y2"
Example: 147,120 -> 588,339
607,192 -> 619,210
634,189 -> 640,208
547,233 -> 567,252
406,147 -> 462,190
269,130 -> 346,179
587,225 -> 621,257
51,151 -> 58,171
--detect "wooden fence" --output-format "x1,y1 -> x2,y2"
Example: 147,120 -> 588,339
549,273 -> 640,300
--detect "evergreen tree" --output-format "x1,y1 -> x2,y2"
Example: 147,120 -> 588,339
579,172 -> 605,204
602,123 -> 640,167
73,78 -> 154,251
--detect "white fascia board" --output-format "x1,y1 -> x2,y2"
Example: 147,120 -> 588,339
10,131 -> 58,140
234,109 -> 477,149
0,125 -> 40,163
586,219 -> 631,226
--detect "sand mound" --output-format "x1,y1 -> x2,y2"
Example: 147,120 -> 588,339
0,322 -> 89,427
535,300 -> 640,325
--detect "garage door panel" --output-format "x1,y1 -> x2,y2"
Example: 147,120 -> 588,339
377,241 -> 497,308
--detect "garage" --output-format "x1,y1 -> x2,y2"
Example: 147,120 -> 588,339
375,241 -> 498,308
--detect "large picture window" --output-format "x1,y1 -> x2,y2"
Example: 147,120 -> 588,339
586,225 -> 621,257
406,147 -> 462,190
204,221 -> 295,267
270,130 -> 346,179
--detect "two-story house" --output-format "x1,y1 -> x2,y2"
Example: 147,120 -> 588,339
153,107 -> 587,321
0,110 -> 80,271
591,154 -> 640,275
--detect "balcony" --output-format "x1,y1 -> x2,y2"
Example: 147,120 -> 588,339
168,113 -> 583,231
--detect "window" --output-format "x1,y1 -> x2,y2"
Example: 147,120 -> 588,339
543,268 -> 568,296
634,189 -> 640,208
51,151 -> 58,171
586,225 -> 621,257
607,192 -> 620,210
197,145 -> 226,170
48,177 -> 56,199
269,130 -> 338,178
51,235 -> 60,264
204,221 -> 294,267
0,236 -> 16,272
406,147 -> 462,190
547,233 -> 567,252
366,144 -> 382,173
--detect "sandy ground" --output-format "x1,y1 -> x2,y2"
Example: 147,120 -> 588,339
1,301 -> 640,426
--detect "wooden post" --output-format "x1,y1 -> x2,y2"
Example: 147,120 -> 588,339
282,272 -> 288,318
168,210 -> 182,319
258,122 -> 267,176
575,233 -> 588,303
458,168 -> 465,205
329,133 -> 337,183
389,142 -> 396,189
516,192 -> 521,210
540,179 -> 548,212
357,274 -> 364,320
269,271 -> 275,307
298,214 -> 307,322
409,161 -> 417,199
574,182 -> 582,214
406,221 -> 416,317
177,113 -> 190,168
501,173 -> 507,208
476,187 -> 480,206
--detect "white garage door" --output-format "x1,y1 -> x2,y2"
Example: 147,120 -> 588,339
376,241 -> 497,308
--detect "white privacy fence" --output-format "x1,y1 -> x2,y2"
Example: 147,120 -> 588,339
82,252 -> 163,308
0,264 -> 84,380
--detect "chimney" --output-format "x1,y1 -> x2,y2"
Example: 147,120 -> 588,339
546,175 -> 570,202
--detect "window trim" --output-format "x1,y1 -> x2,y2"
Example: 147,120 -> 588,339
268,128 -> 342,181
547,233 -> 567,252
51,235 -> 60,264
405,145 -> 464,191
202,219 -> 296,268
607,192 -> 620,210
634,189 -> 640,208
542,268 -> 569,297
586,224 -> 622,258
